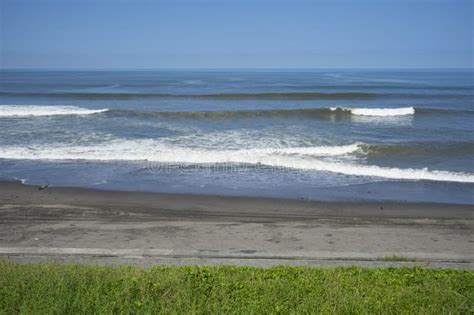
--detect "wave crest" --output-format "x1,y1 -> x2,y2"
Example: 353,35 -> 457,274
2,105 -> 470,119
331,107 -> 415,116
0,105 -> 109,117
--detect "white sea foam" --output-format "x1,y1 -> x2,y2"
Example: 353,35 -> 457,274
266,143 -> 360,156
0,140 -> 358,162
331,107 -> 415,116
0,105 -> 109,117
0,140 -> 473,183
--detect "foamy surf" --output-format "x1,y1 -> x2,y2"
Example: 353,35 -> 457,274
0,105 -> 109,117
0,140 -> 472,183
268,143 -> 360,156
0,141 -> 361,161
331,107 -> 415,116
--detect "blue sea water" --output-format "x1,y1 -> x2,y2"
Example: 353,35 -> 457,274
0,69 -> 473,204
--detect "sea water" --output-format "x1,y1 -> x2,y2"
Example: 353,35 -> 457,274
0,69 -> 472,204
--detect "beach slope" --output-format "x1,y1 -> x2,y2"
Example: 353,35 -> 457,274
0,181 -> 472,268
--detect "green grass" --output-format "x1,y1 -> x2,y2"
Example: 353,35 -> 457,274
0,261 -> 473,314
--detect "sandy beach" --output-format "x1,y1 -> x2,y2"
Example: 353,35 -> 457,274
0,180 -> 472,269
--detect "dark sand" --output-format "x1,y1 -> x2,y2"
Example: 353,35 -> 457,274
0,181 -> 473,268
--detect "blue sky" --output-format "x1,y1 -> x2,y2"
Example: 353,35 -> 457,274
1,0 -> 472,69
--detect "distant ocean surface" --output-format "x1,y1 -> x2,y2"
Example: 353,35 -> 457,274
0,69 -> 473,204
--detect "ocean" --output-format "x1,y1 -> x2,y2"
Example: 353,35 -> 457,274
0,69 -> 473,204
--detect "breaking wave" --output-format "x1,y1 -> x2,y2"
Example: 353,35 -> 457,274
331,107 -> 415,116
0,105 -> 109,117
2,105 -> 472,120
0,140 -> 473,183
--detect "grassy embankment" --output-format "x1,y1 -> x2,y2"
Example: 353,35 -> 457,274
0,261 -> 472,314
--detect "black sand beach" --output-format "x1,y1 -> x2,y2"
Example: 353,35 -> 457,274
0,180 -> 472,269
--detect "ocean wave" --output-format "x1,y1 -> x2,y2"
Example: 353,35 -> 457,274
331,107 -> 415,116
0,105 -> 109,117
0,141 -> 361,161
2,105 -> 471,120
106,106 -> 422,119
0,140 -> 472,183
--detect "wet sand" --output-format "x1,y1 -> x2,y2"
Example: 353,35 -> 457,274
0,180 -> 473,268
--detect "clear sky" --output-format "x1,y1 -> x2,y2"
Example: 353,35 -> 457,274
1,0 -> 472,69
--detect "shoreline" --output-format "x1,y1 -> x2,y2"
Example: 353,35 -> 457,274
0,180 -> 473,268
0,180 -> 473,218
